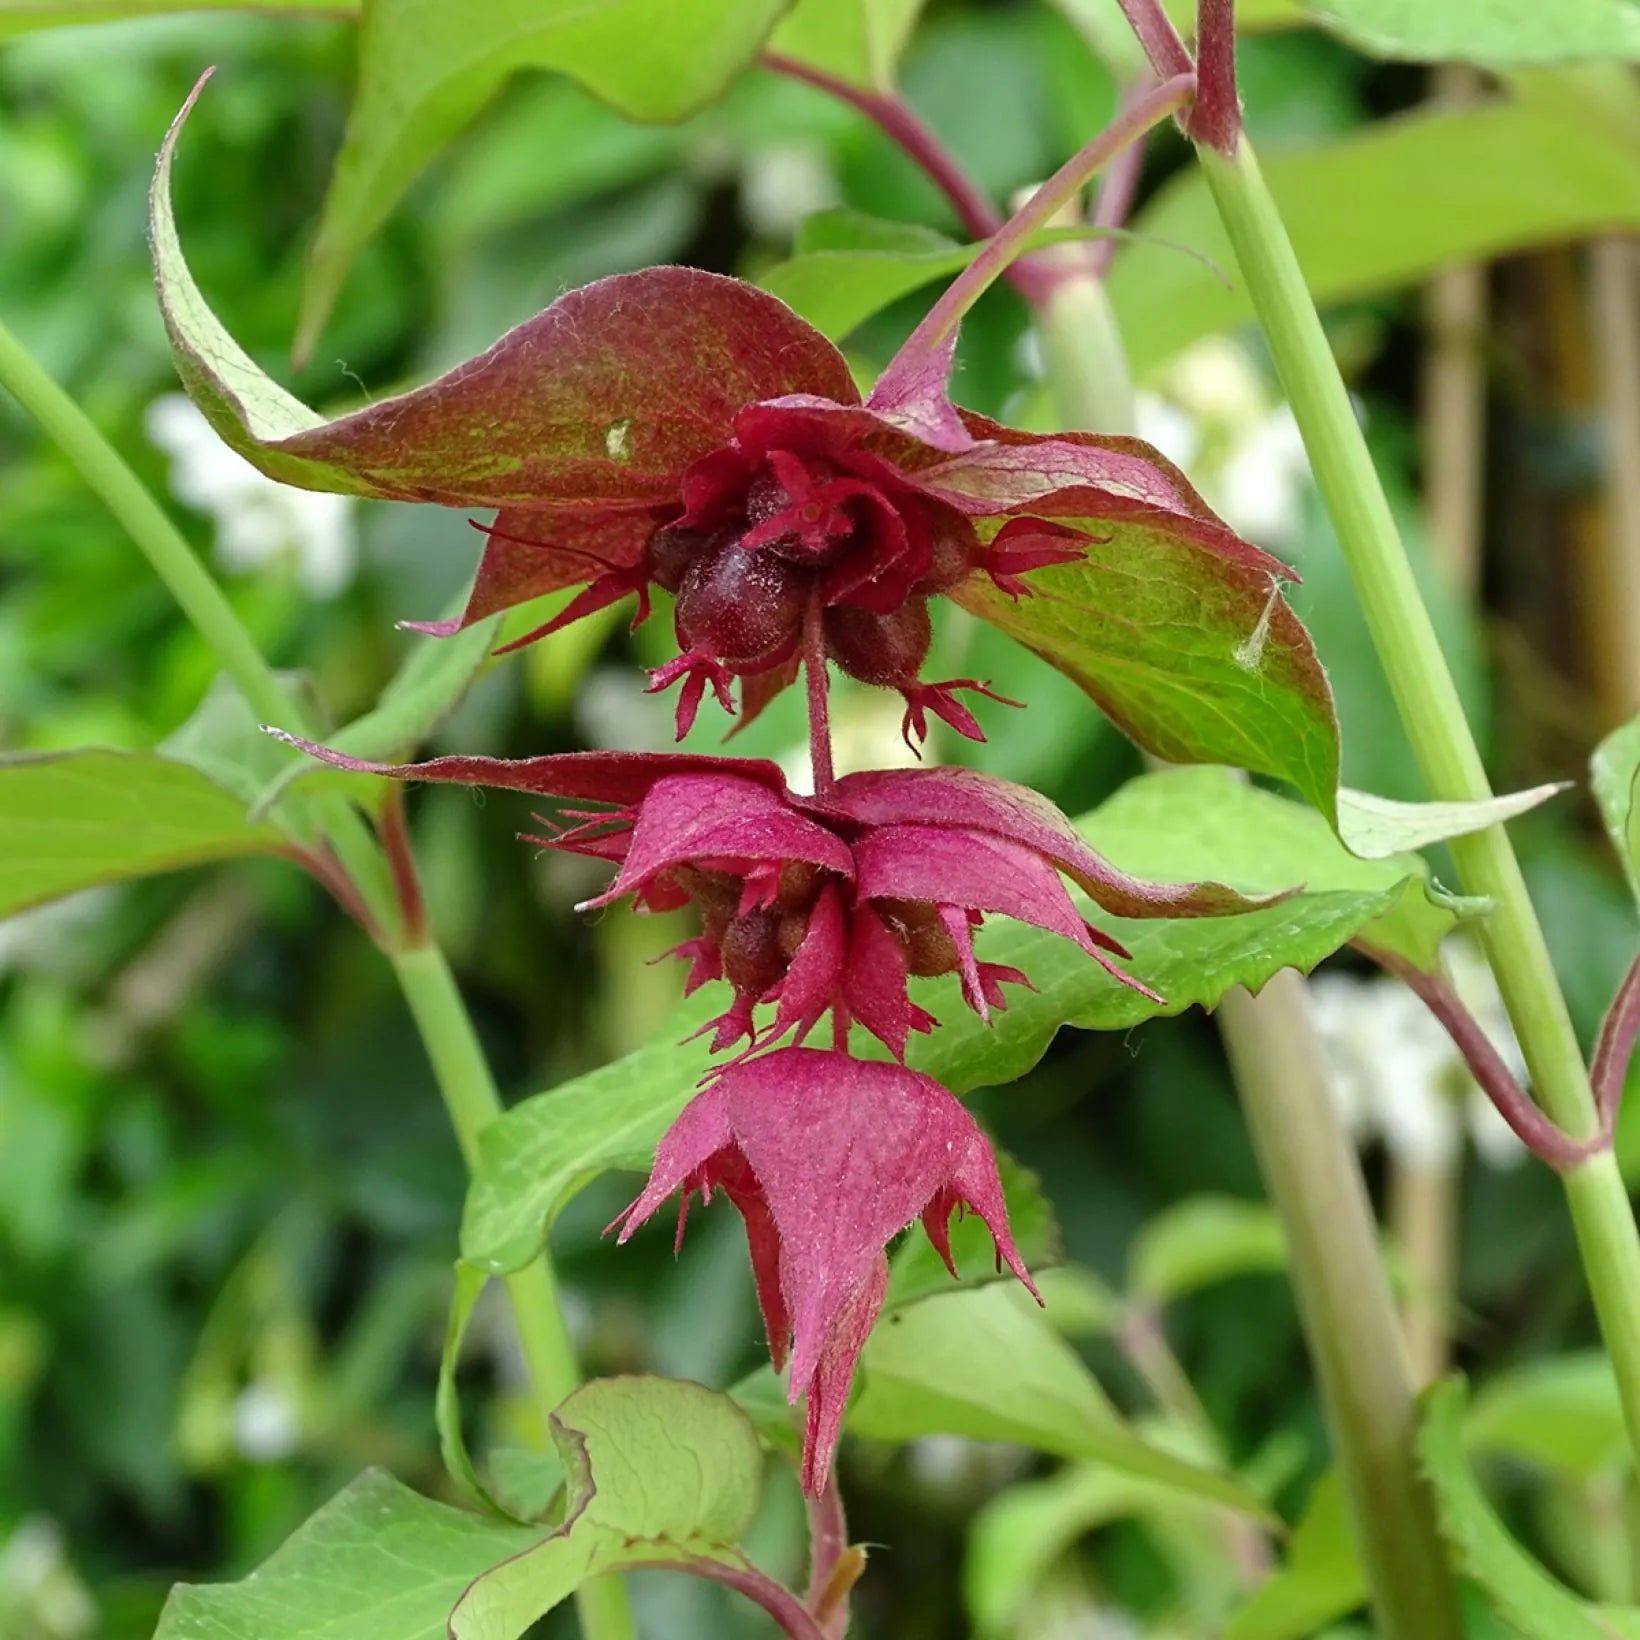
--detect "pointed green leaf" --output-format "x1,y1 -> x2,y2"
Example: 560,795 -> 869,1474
434,1264 -> 511,1517
154,1469 -> 539,1639
1592,713 -> 1640,908
1336,782 -> 1567,859
1301,0 -> 1640,65
848,1283 -> 1276,1521
951,534 -> 1341,822
767,0 -> 927,90
1417,1378 -> 1640,1640
1128,1195 -> 1288,1304
0,749 -> 289,921
0,0 -> 352,41
1225,1472 -> 1367,1640
447,1376 -> 767,1638
1466,1354 -> 1626,1483
1112,84 -> 1640,375
461,766 -> 1475,1275
297,0 -> 791,355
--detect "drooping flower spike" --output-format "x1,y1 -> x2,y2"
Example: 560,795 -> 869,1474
273,739 -> 1285,1058
155,88 -> 1297,750
611,1047 -> 1040,1494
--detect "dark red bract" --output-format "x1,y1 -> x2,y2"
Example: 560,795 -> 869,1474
274,738 -> 1284,1059
611,1046 -> 1039,1493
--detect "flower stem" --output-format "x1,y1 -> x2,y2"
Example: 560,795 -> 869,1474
760,53 -> 1005,247
888,72 -> 1195,368
804,597 -> 837,796
0,312 -> 636,1640
1196,135 -> 1640,1461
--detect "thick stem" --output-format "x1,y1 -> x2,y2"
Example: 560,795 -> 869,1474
1219,977 -> 1464,1640
391,944 -> 636,1640
1030,255 -> 1459,1632
1390,1158 -> 1458,1386
804,597 -> 837,796
1197,136 -> 1640,1462
887,73 -> 1194,371
758,54 -> 1022,268
1189,0 -> 1241,153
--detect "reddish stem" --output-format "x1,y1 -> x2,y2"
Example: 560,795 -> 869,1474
880,72 -> 1195,377
1086,90 -> 1151,279
379,785 -> 428,949
1363,944 -> 1611,1171
1113,0 -> 1193,79
283,843 -> 384,947
804,595 -> 837,796
804,1477 -> 848,1616
760,52 -> 1006,252
1592,951 -> 1640,1127
633,1557 -> 827,1640
1189,0 -> 1242,153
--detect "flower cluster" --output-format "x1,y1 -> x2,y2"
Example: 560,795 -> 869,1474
159,125 -> 1296,1484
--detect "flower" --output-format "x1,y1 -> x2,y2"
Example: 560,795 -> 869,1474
277,739 -> 1280,1057
611,1046 -> 1039,1493
158,256 -> 1295,747
1307,943 -> 1526,1171
145,394 -> 357,597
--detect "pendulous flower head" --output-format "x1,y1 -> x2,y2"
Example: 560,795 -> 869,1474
611,1046 -> 1038,1493
275,739 -> 1283,1059
159,248 -> 1295,749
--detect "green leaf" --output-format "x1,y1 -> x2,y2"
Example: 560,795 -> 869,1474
0,749 -> 289,921
767,0 -> 927,90
154,1468 -> 540,1639
447,1376 -> 767,1637
251,615 -> 502,815
461,766 -> 1473,1274
951,535 -> 1341,823
1301,0 -> 1640,65
297,0 -> 791,358
1111,85 -> 1640,375
759,210 -> 1151,342
1127,1195 -> 1288,1304
966,1460 -> 1223,1637
1335,783 -> 1567,860
1465,1354 -> 1627,1482
1417,1378 -> 1640,1640
1592,713 -> 1640,908
848,1283 -> 1275,1521
434,1265 -> 515,1517
0,0 -> 352,40
1225,1472 -> 1367,1640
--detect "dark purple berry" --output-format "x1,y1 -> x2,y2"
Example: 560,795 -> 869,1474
647,524 -> 712,593
675,539 -> 809,672
823,598 -> 932,687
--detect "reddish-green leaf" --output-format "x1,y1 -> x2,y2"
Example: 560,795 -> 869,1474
153,80 -> 853,509
952,524 -> 1340,822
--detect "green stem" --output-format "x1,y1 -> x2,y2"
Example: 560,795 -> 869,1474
0,314 -> 635,1639
0,313 -> 396,934
1198,138 -> 1640,1459
391,947 -> 636,1640
1033,272 -> 1462,1638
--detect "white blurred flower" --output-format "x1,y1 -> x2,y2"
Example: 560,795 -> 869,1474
1135,337 -> 1311,545
230,1379 -> 301,1463
146,394 -> 356,598
0,889 -> 113,980
740,143 -> 839,240
1307,942 -> 1527,1171
0,1518 -> 95,1639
